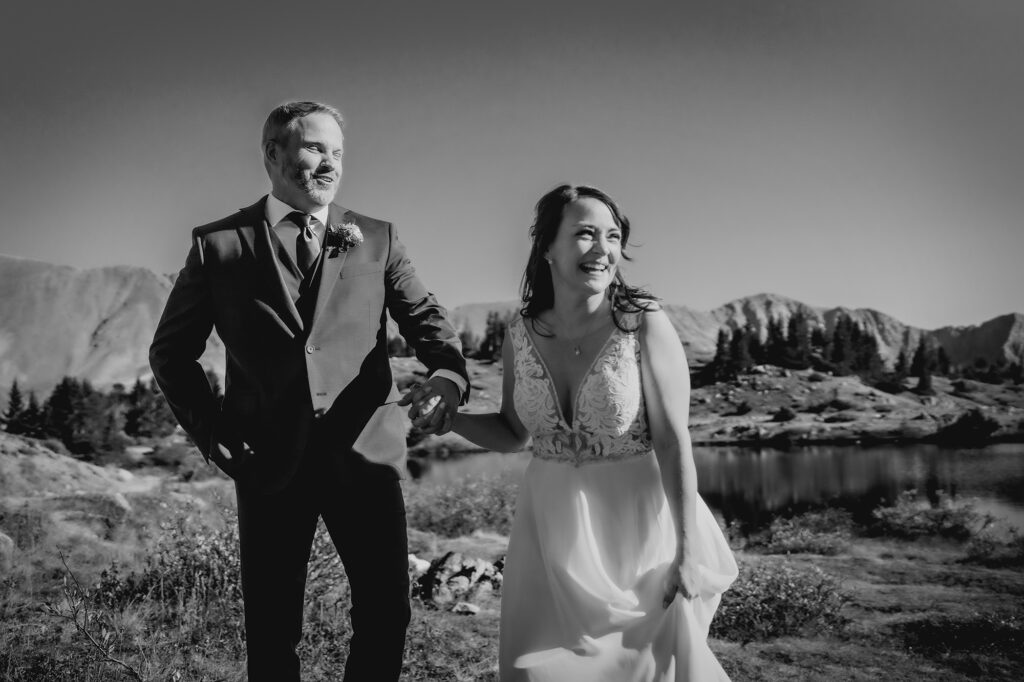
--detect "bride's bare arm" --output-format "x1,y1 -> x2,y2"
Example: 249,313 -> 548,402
451,329 -> 530,453
639,308 -> 701,600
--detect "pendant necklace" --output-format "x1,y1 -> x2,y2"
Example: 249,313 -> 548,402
559,318 -> 608,357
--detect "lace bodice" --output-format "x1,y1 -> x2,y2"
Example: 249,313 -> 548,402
510,315 -> 653,466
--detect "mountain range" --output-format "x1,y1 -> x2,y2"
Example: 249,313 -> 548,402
1,254 -> 1021,399
450,296 -> 1024,369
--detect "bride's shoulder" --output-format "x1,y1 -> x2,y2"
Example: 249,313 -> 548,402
618,301 -> 663,333
635,306 -> 682,348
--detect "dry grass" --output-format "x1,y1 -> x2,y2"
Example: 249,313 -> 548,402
2,456 -> 1024,680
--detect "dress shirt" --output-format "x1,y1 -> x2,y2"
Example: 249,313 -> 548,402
263,193 -> 467,403
266,193 -> 329,268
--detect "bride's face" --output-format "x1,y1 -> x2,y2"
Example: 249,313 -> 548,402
545,198 -> 622,298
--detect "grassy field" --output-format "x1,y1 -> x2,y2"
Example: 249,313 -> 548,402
2,433 -> 1023,681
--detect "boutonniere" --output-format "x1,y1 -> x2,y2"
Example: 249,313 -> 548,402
325,222 -> 363,256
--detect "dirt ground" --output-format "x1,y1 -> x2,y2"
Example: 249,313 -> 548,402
425,529 -> 1024,681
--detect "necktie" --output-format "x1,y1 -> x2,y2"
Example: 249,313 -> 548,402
291,212 -> 320,276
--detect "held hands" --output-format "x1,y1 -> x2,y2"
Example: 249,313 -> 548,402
663,552 -> 702,608
398,376 -> 460,436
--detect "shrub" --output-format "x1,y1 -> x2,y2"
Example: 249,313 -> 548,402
96,511 -> 242,608
934,409 -> 1000,445
771,406 -> 798,422
731,401 -> 753,416
760,509 -> 853,555
965,527 -> 1024,567
404,475 -> 518,537
711,559 -> 845,643
869,490 -> 994,541
96,510 -> 349,609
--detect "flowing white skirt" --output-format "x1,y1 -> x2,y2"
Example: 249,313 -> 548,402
499,452 -> 738,682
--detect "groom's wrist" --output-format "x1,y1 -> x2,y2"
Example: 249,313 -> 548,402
429,370 -> 466,402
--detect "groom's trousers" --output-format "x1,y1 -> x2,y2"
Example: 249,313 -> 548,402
234,423 -> 411,682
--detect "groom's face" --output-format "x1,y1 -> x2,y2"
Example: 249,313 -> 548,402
265,112 -> 344,211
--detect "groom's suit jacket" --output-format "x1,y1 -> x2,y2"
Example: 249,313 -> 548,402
150,197 -> 467,492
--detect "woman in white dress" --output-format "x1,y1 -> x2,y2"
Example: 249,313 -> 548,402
452,184 -> 737,681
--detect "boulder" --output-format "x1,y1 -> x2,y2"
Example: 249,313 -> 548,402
408,553 -> 430,577
412,551 -> 503,606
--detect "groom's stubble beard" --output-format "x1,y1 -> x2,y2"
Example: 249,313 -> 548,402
291,165 -> 340,207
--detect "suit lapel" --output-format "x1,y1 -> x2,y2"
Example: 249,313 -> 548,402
309,204 -> 351,330
237,198 -> 304,337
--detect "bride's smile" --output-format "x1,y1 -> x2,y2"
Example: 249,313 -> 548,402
544,197 -> 622,298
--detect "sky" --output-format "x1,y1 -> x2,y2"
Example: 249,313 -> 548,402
0,0 -> 1021,330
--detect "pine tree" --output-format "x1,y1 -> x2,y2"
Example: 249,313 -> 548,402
69,380 -> 109,456
913,337 -> 935,395
848,323 -> 883,381
784,311 -> 812,369
810,326 -> 828,351
894,349 -> 910,379
458,329 -> 479,358
729,327 -> 754,375
479,310 -> 508,361
828,316 -> 855,375
21,391 -> 43,438
4,380 -> 25,433
936,346 -> 952,376
712,328 -> 731,380
125,379 -> 178,439
43,377 -> 79,443
765,317 -> 787,366
1010,362 -> 1023,385
910,336 -> 933,377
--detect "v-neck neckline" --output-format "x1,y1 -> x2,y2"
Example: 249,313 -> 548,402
521,317 -> 620,428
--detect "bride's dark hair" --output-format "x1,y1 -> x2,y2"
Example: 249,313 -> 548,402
520,184 -> 658,333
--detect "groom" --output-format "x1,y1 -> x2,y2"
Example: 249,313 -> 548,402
149,101 -> 468,681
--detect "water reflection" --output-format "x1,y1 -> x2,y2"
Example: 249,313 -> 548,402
417,444 -> 1024,531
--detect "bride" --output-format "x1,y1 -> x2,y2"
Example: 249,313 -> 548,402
451,184 -> 738,681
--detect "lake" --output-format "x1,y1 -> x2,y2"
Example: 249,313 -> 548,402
414,443 -> 1024,531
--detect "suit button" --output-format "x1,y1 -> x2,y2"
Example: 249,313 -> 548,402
306,345 -> 315,354
313,408 -> 326,418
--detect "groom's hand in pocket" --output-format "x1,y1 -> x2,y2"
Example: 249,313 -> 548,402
399,376 -> 459,435
208,421 -> 254,479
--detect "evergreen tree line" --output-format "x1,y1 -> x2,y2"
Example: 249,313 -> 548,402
702,312 -> 1023,389
403,309 -> 510,362
1,374 -> 203,458
894,336 -> 1023,390
385,310 -> 507,361
702,311 -> 885,383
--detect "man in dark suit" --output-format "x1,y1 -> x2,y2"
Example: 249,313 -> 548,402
149,101 -> 468,682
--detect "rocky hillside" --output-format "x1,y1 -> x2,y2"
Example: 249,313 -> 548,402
0,255 -> 1020,400
0,255 -> 223,398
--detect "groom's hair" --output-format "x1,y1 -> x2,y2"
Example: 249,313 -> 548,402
261,101 -> 345,147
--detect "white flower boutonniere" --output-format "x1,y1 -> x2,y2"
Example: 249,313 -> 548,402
325,222 -> 364,256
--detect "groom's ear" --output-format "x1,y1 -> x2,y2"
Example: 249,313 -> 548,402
263,139 -> 278,162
